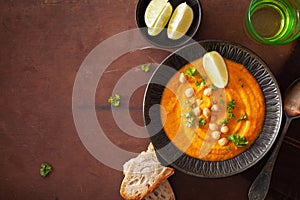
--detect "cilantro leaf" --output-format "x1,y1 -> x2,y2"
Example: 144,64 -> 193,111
200,79 -> 206,87
198,117 -> 207,128
228,134 -> 248,147
210,85 -> 218,90
195,79 -> 206,87
227,100 -> 236,110
220,118 -> 228,125
220,98 -> 225,105
141,64 -> 150,72
40,163 -> 52,177
228,111 -> 235,119
184,67 -> 200,77
237,114 -> 248,122
108,94 -> 121,107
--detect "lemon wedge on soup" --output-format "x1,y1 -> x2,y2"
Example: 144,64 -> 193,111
144,0 -> 169,28
148,2 -> 173,36
167,2 -> 193,40
203,51 -> 228,88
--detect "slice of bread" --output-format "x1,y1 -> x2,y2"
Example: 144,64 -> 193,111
120,144 -> 175,200
143,180 -> 175,200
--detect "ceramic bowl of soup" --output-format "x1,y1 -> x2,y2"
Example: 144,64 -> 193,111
143,40 -> 282,177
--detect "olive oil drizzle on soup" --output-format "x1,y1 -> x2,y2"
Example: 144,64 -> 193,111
160,58 -> 265,161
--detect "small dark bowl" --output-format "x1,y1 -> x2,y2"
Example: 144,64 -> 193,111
135,0 -> 202,49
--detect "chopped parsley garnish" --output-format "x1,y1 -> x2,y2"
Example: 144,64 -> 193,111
228,134 -> 248,147
40,163 -> 52,177
194,79 -> 206,87
140,64 -> 150,72
185,110 -> 194,118
200,79 -> 206,87
226,146 -> 231,151
183,110 -> 196,128
238,114 -> 248,122
184,67 -> 200,77
186,117 -> 195,127
210,85 -> 218,90
108,94 -> 121,107
220,98 -> 225,105
227,100 -> 236,110
198,117 -> 207,128
220,118 -> 228,125
228,111 -> 235,119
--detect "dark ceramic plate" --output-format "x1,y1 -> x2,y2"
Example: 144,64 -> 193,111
135,0 -> 202,49
143,40 -> 282,177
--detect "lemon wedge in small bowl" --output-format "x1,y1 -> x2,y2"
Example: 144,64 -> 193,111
144,0 -> 168,28
167,2 -> 194,40
136,0 -> 202,48
203,51 -> 228,88
148,2 -> 173,36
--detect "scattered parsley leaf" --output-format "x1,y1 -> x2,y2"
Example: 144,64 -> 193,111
185,110 -> 194,118
228,134 -> 248,147
186,117 -> 195,127
195,79 -> 206,87
220,118 -> 228,125
200,79 -> 206,87
220,98 -> 225,105
226,146 -> 231,151
184,67 -> 200,77
183,110 -> 196,128
108,94 -> 121,107
210,85 -> 218,90
141,64 -> 150,72
228,111 -> 235,119
40,163 -> 52,177
227,100 -> 236,110
237,114 -> 248,122
198,117 -> 207,128
241,83 -> 246,88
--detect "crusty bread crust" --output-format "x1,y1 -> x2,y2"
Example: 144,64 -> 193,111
120,144 -> 175,200
143,180 -> 175,200
147,143 -> 155,153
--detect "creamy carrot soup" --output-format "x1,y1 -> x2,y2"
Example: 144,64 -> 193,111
160,58 -> 265,161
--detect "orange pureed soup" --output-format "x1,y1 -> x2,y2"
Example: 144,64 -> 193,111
160,58 -> 265,161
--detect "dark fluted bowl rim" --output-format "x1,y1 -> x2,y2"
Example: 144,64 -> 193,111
143,40 -> 282,177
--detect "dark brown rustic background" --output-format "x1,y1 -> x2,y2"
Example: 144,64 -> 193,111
0,0 -> 299,199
